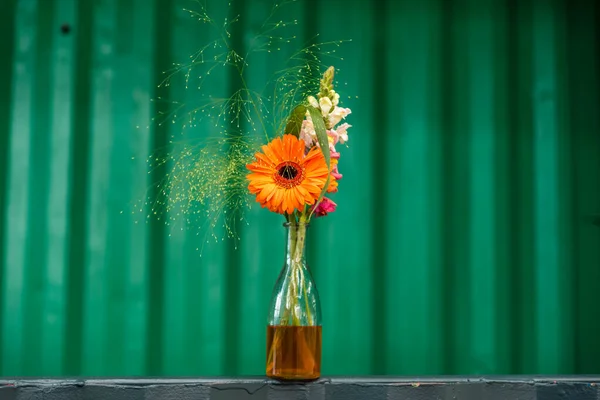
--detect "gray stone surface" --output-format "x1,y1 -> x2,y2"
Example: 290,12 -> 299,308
0,377 -> 599,399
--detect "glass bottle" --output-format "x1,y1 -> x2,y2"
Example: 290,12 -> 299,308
266,222 -> 322,381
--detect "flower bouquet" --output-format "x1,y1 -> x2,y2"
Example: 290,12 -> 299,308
246,66 -> 351,380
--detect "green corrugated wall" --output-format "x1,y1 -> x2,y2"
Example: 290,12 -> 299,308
1,0 -> 599,376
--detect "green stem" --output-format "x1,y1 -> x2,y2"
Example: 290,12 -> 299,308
279,219 -> 313,327
293,223 -> 305,264
302,273 -> 312,326
293,222 -> 313,325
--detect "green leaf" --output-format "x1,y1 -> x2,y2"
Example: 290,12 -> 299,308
306,106 -> 331,220
307,106 -> 330,169
283,104 -> 307,138
308,174 -> 331,221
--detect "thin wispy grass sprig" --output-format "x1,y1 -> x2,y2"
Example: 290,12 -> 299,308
139,0 -> 350,248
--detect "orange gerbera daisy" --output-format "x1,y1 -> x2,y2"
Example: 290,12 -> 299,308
247,134 -> 330,214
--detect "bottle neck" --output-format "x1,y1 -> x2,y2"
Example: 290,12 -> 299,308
285,222 -> 309,264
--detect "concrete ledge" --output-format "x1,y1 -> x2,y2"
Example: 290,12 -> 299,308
1,376 -> 599,399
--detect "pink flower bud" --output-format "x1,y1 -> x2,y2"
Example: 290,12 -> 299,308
313,197 -> 337,217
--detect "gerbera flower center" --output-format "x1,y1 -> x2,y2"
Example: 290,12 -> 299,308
279,165 -> 298,179
274,161 -> 305,188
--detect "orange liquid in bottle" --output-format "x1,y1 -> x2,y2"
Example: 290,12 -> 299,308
266,325 -> 322,381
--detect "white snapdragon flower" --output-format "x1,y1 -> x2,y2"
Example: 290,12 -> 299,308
299,116 -> 317,148
328,106 -> 352,127
335,122 -> 351,144
331,90 -> 340,106
319,96 -> 333,116
307,96 -> 319,109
